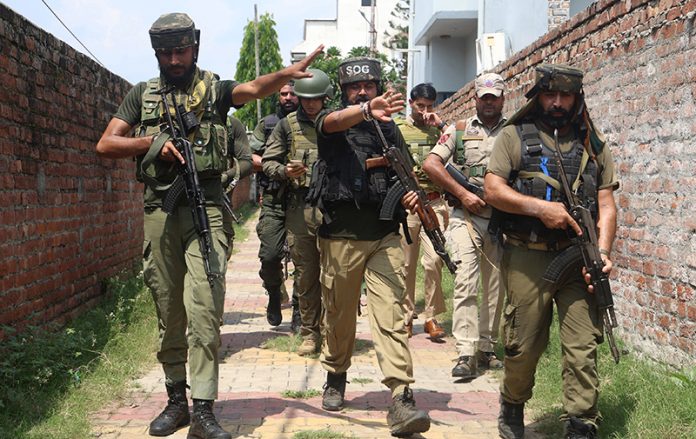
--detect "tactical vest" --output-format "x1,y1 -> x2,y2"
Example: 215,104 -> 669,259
263,113 -> 281,140
308,119 -> 394,211
135,70 -> 228,188
257,113 -> 284,193
454,116 -> 502,187
395,117 -> 440,192
499,123 -> 598,242
286,112 -> 319,189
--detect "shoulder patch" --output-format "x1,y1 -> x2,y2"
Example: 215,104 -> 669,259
466,127 -> 480,135
437,133 -> 450,144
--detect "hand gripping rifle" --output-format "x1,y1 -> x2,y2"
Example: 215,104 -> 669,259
543,129 -> 620,363
371,120 -> 458,274
156,85 -> 218,287
442,162 -> 485,206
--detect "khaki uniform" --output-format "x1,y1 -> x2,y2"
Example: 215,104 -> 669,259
262,109 -> 324,342
313,114 -> 416,397
430,115 -> 506,356
487,123 -> 619,424
395,116 -> 447,325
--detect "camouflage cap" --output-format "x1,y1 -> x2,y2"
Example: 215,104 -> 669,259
338,57 -> 381,87
149,13 -> 198,50
524,63 -> 584,98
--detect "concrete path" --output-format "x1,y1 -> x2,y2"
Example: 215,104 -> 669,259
91,209 -> 510,439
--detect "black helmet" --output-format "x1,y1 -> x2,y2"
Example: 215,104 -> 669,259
294,69 -> 334,99
149,13 -> 199,50
337,57 -> 381,88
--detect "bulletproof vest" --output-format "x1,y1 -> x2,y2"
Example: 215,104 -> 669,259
286,112 -> 319,189
499,122 -> 598,242
135,70 -> 228,187
395,117 -> 440,193
309,119 -> 395,209
264,113 -> 281,139
257,112 -> 285,194
455,116 -> 501,187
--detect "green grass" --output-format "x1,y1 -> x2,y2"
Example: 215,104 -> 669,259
293,429 -> 354,439
282,389 -> 322,399
351,377 -> 374,384
0,272 -> 158,439
414,252 -> 696,438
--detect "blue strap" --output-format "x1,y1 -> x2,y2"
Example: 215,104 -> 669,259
539,157 -> 552,201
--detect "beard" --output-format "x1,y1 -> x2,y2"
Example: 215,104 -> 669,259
160,62 -> 196,89
280,100 -> 299,115
540,107 -> 572,128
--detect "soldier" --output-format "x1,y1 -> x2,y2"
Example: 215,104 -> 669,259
95,13 -> 321,439
306,57 -> 431,437
423,73 -> 507,379
395,83 -> 449,340
262,69 -> 333,356
221,115 -> 253,260
251,84 -> 301,329
484,64 -> 618,439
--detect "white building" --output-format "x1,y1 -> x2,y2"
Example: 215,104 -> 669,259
408,0 -> 596,104
291,0 -> 400,62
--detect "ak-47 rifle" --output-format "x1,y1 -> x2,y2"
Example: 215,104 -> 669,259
543,129 -> 620,363
156,85 -> 218,287
370,119 -> 458,274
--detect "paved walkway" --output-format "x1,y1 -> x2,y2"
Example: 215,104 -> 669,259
91,209 -> 516,439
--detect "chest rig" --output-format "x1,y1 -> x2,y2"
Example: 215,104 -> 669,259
307,119 -> 396,218
396,118 -> 440,192
454,117 -> 500,186
286,112 -> 318,189
135,70 -> 228,189
501,123 -> 598,242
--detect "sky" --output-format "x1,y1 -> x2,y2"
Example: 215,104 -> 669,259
3,0 -> 337,84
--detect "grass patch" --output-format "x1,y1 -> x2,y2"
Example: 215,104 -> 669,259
262,333 -> 304,352
353,338 -> 374,355
528,315 -> 696,438
0,272 -> 158,439
282,389 -> 322,399
293,429 -> 354,439
351,377 -> 374,384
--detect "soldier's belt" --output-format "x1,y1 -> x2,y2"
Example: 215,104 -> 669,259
506,236 -> 572,252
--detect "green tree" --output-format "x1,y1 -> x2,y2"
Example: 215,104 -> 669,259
234,13 -> 284,129
382,0 -> 409,89
309,46 -> 343,109
348,46 -> 403,96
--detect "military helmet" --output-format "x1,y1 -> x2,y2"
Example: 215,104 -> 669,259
149,13 -> 199,50
294,69 -> 334,99
524,63 -> 584,98
337,57 -> 381,87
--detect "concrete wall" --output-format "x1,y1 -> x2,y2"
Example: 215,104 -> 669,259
438,0 -> 696,367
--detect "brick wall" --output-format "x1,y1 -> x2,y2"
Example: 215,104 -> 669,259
0,4 -> 142,335
548,0 -> 571,28
438,0 -> 696,366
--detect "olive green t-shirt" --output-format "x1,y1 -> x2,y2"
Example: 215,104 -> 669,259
487,123 -> 620,191
113,78 -> 240,207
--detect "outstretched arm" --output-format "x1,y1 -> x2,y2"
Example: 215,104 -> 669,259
231,45 -> 324,105
321,90 -> 404,134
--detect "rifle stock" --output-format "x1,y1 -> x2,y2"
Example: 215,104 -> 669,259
371,120 -> 458,274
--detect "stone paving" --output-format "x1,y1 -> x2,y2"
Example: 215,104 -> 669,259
90,209 -> 535,439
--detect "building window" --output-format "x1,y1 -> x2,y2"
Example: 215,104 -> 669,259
361,0 -> 374,6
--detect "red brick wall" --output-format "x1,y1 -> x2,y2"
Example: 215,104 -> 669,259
438,0 -> 696,366
0,4 -> 142,336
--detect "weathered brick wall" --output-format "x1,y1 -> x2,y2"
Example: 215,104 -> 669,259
0,4 -> 142,335
439,0 -> 696,366
548,0 -> 571,28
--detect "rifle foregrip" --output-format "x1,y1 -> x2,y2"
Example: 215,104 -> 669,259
542,245 -> 582,285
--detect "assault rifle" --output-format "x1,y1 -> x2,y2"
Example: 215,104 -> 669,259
222,177 -> 240,223
371,120 -> 458,274
543,129 -> 620,363
156,85 -> 218,287
282,238 -> 291,280
443,162 -> 485,206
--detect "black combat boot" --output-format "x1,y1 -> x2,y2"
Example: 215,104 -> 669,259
387,387 -> 431,437
451,355 -> 477,379
498,397 -> 525,439
149,381 -> 190,436
290,304 -> 301,334
564,417 -> 597,439
266,288 -> 282,326
186,399 -> 231,439
321,371 -> 347,411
